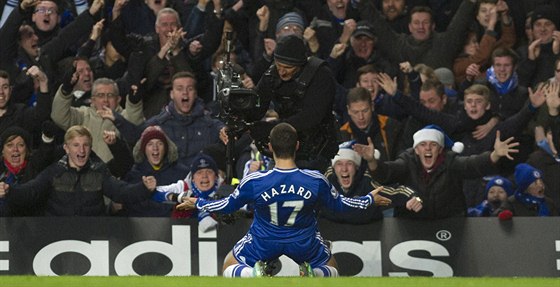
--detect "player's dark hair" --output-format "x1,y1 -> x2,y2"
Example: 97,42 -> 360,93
270,123 -> 298,159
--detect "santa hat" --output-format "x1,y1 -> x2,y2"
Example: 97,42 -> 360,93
331,140 -> 380,167
413,124 -> 464,153
514,163 -> 542,193
485,176 -> 514,197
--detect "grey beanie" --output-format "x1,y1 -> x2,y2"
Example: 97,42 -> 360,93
276,12 -> 305,33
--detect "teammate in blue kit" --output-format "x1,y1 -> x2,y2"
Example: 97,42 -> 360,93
177,123 -> 391,277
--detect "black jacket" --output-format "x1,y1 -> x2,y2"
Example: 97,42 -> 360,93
7,155 -> 152,216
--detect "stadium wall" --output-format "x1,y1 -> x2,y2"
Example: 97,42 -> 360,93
0,217 -> 558,277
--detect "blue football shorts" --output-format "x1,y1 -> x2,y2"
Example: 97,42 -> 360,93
232,231 -> 331,268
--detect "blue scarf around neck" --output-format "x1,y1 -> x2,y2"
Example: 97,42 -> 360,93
486,66 -> 518,95
514,191 -> 550,216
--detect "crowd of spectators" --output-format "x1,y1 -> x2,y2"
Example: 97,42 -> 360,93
0,0 -> 558,220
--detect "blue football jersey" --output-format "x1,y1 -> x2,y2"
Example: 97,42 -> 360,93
196,167 -> 374,242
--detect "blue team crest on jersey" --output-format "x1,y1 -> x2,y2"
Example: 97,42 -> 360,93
232,189 -> 240,198
330,186 -> 339,199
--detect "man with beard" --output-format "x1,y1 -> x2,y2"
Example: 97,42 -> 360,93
379,0 -> 409,34
354,124 -> 520,219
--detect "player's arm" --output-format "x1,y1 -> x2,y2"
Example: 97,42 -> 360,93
320,182 -> 390,212
176,187 -> 247,214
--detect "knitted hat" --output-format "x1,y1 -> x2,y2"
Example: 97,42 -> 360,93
331,140 -> 380,167
0,126 -> 32,151
352,21 -> 375,39
332,141 -> 362,167
139,126 -> 168,153
485,176 -> 514,197
434,67 -> 455,86
514,163 -> 542,193
190,153 -> 219,175
531,5 -> 559,28
276,12 -> 305,34
274,34 -> 308,66
413,124 -> 464,153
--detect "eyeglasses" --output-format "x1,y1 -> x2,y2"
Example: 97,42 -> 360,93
93,93 -> 117,99
279,25 -> 303,34
34,7 -> 57,15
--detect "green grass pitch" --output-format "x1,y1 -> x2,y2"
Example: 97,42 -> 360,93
0,276 -> 557,287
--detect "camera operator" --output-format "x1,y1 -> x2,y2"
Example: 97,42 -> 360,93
251,34 -> 338,173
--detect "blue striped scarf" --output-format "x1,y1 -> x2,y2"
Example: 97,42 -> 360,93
486,66 -> 518,95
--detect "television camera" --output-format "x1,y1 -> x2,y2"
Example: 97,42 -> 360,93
216,33 -> 260,135
215,32 -> 261,184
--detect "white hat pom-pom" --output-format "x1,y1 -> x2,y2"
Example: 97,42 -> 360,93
452,142 -> 464,154
374,149 -> 381,160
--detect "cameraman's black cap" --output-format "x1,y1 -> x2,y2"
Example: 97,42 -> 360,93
274,35 -> 307,66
